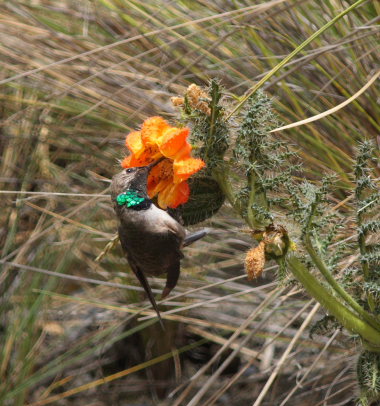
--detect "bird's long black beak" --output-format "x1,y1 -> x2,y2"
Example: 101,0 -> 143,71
146,157 -> 166,170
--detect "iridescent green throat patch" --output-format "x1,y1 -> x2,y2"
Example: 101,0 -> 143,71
117,189 -> 146,208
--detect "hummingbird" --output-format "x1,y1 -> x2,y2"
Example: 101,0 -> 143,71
111,160 -> 207,327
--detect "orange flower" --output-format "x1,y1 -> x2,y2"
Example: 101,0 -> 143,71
121,116 -> 205,209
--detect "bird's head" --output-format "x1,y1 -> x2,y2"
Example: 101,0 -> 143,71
110,158 -> 164,202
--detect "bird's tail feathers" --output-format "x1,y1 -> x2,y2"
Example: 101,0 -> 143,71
183,228 -> 209,247
131,264 -> 165,330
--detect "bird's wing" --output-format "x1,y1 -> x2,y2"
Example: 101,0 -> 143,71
159,209 -> 186,240
161,259 -> 180,299
118,227 -> 165,330
129,258 -> 165,330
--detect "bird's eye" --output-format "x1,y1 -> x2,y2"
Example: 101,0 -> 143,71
126,168 -> 134,173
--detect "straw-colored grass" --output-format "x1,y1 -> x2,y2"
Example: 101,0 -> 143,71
0,1 -> 378,405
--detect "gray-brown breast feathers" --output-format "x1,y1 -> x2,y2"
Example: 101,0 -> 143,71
117,205 -> 185,276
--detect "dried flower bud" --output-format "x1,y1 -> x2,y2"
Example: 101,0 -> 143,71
186,84 -> 211,115
171,96 -> 185,107
245,241 -> 266,280
171,84 -> 211,115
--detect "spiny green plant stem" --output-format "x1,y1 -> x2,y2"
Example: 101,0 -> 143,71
357,216 -> 375,312
211,168 -> 231,202
212,166 -> 255,229
247,154 -> 269,230
303,195 -> 320,234
227,0 -> 367,118
287,255 -> 380,350
247,172 -> 259,229
358,216 -> 370,280
304,234 -> 380,331
356,187 -> 375,312
208,82 -> 218,141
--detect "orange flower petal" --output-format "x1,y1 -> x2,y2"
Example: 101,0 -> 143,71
172,181 -> 190,207
158,127 -> 190,159
158,181 -> 190,209
121,151 -> 154,168
148,159 -> 171,180
175,142 -> 192,160
173,158 -> 205,183
148,176 -> 172,199
121,155 -> 135,168
125,131 -> 144,157
147,160 -> 173,197
141,116 -> 170,146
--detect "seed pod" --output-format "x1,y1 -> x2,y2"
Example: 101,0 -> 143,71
264,225 -> 290,259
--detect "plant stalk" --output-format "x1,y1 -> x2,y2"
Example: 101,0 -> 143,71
304,234 -> 380,331
287,255 -> 380,349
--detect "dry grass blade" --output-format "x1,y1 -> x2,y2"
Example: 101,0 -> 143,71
252,303 -> 321,406
27,336 -> 208,406
172,287 -> 284,406
0,0 -> 287,86
270,69 -> 380,133
205,298 -> 316,406
186,326 -> 259,358
25,201 -> 111,237
139,282 -> 278,322
279,329 -> 340,406
0,191 -> 109,197
226,0 -> 368,118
